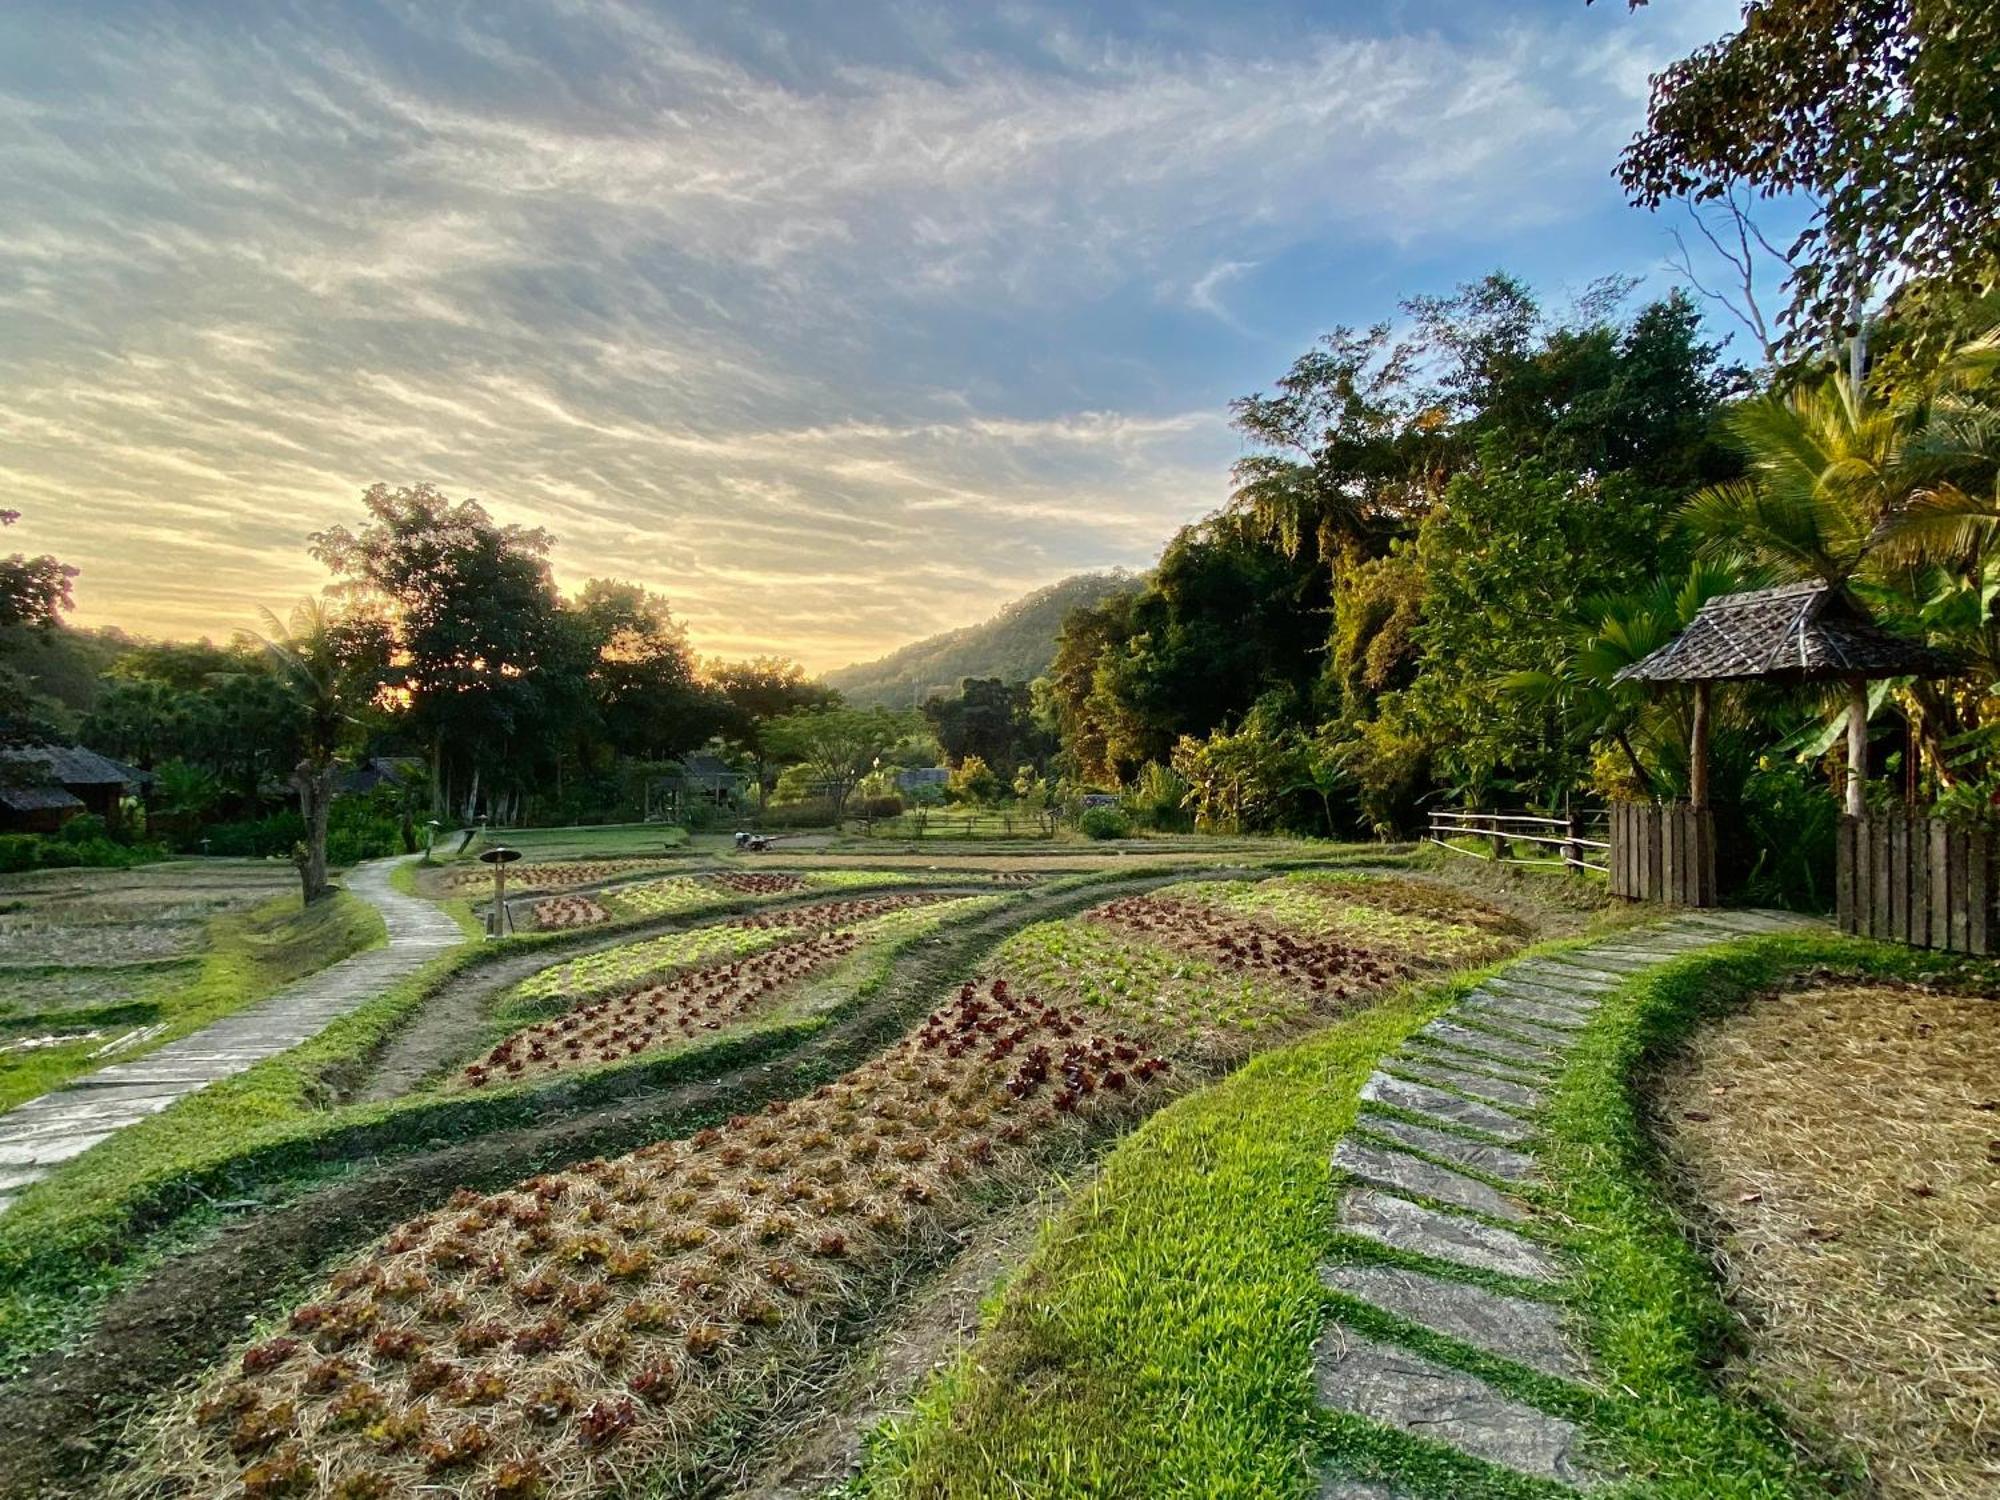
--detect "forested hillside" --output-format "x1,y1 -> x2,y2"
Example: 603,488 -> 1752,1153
825,570 -> 1134,705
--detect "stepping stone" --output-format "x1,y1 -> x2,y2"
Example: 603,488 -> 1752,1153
1319,1478 -> 1404,1500
1481,975 -> 1602,1011
1337,1189 -> 1562,1281
1509,963 -> 1622,992
1456,1006 -> 1581,1050
1399,1043 -> 1549,1090
1357,1113 -> 1539,1184
1463,991 -> 1590,1031
1314,1325 -> 1605,1487
1360,1074 -> 1531,1144
1333,1138 -> 1525,1221
1389,1057 -> 1542,1113
1419,1020 -> 1560,1073
1320,1262 -> 1588,1380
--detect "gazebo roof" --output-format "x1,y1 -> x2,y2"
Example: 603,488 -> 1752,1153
1613,581 -> 1956,686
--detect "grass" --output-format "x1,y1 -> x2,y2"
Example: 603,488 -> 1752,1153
0,893 -> 1013,1379
864,926 -> 1996,1500
426,823 -> 693,866
863,969 -> 1475,1496
0,887 -> 386,1113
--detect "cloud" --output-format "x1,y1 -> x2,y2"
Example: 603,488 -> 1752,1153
0,0 -> 1723,667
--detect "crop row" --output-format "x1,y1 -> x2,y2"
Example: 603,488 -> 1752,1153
1191,874 -> 1526,961
442,860 -> 677,896
149,977 -> 1175,1498
513,893 -> 960,1005
458,933 -> 861,1090
530,896 -> 611,931
591,869 -> 925,926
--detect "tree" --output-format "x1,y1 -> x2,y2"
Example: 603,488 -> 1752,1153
570,580 -> 720,762
0,511 -> 76,633
1610,0 -> 2000,359
310,484 -> 568,823
947,754 -> 1000,804
761,706 -> 915,821
246,600 -> 387,904
708,657 -> 838,804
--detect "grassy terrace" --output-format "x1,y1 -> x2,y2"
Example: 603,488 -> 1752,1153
0,864 -> 385,1112
863,927 -> 1994,1500
0,883 -> 1008,1378
99,864 -> 1509,1497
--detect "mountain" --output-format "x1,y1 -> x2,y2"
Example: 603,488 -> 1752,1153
826,571 -> 1137,706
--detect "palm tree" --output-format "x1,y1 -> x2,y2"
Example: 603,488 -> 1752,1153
246,600 -> 360,904
1504,562 -> 1742,797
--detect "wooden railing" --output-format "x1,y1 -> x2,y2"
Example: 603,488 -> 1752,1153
1426,810 -> 1609,873
1607,802 -> 1718,907
1838,811 -> 1995,954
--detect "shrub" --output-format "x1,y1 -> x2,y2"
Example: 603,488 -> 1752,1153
1078,806 -> 1131,840
57,812 -> 111,845
854,795 -> 904,823
755,799 -> 838,830
0,834 -> 41,873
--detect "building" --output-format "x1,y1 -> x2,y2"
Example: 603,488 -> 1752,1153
0,745 -> 147,833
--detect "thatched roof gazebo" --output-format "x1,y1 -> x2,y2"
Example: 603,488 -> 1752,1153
1613,581 -> 1955,818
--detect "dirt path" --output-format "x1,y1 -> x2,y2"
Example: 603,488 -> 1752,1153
0,867 -> 1215,1498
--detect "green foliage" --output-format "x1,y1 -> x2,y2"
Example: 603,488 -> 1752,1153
0,830 -> 167,872
763,705 -> 918,818
826,572 -> 1135,707
1076,805 -> 1131,840
946,754 -> 1000,804
1616,0 -> 2000,356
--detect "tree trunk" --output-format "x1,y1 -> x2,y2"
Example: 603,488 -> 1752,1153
1689,681 -> 1712,813
292,759 -> 337,905
1845,678 -> 1870,818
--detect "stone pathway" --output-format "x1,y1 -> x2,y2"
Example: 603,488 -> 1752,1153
1314,908 -> 1817,1496
0,858 -> 462,1215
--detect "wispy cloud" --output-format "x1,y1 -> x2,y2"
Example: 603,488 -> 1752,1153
0,0 -> 1728,667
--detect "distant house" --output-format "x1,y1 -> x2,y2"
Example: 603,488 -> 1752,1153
337,756 -> 425,796
652,752 -> 750,818
0,745 -> 147,833
896,767 -> 950,792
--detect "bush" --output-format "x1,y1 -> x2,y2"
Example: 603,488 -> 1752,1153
0,830 -> 168,872
1734,759 -> 1840,912
0,834 -> 41,873
755,799 -> 838,830
1078,806 -> 1132,840
854,795 -> 905,822
57,813 -> 110,845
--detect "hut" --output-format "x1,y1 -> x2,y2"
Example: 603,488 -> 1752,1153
0,745 -> 147,833
1611,581 -> 1956,910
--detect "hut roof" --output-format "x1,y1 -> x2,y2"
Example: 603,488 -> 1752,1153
1613,582 -> 1956,685
0,744 -> 145,788
0,784 -> 86,813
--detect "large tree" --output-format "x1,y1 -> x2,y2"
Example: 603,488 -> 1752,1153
310,484 -> 568,822
1610,0 -> 2000,360
247,600 -> 387,904
708,657 -> 837,802
761,706 -> 915,820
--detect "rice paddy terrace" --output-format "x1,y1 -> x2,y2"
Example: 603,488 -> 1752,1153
5,846 -> 1951,1500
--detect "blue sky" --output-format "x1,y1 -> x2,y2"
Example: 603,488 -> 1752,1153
2,0 -> 1773,667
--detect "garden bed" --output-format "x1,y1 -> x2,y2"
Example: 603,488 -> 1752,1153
117,873 -> 1521,1497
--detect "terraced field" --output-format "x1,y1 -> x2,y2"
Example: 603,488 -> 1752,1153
106,863 -> 1526,1499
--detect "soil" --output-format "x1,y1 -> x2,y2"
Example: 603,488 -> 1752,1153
0,868 -> 1214,1499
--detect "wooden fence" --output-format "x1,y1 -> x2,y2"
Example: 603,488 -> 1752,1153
1838,811 -> 1995,954
1608,801 -> 1717,907
1426,810 -> 1608,873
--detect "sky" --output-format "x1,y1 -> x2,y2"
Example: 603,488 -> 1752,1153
1,0 -> 1766,671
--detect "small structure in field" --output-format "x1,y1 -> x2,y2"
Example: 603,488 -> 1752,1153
1613,581 -> 1958,918
0,745 -> 148,833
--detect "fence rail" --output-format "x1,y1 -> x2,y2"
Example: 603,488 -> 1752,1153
1426,809 -> 1609,873
1838,811 -> 1995,955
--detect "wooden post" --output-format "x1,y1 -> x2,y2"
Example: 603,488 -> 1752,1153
1845,677 -> 1869,818
1689,681 -> 1712,812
